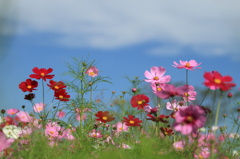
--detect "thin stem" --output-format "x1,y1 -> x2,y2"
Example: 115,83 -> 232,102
199,88 -> 210,106
214,90 -> 223,135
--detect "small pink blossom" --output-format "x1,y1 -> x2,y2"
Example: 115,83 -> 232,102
173,60 -> 201,71
166,99 -> 185,111
173,141 -> 185,151
45,122 -> 61,138
33,103 -> 46,113
194,147 -> 210,159
15,111 -> 32,123
118,143 -> 132,149
112,122 -> 129,132
182,85 -> 197,102
57,111 -> 65,118
144,66 -> 171,84
85,66 -> 99,77
6,109 -> 19,115
88,129 -> 103,138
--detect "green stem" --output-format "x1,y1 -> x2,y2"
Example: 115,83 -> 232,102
214,90 -> 223,135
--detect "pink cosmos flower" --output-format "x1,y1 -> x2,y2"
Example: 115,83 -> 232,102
15,111 -> 31,123
173,105 -> 206,135
57,111 -> 65,118
112,122 -> 129,132
173,141 -> 185,151
6,109 -> 19,115
173,60 -> 201,71
85,66 -> 99,77
33,103 -> 46,113
150,83 -> 167,93
166,99 -> 187,111
0,132 -> 14,152
118,143 -> 131,149
45,122 -> 61,138
155,84 -> 189,99
88,129 -> 103,138
182,85 -> 197,102
144,66 -> 171,84
194,147 -> 210,159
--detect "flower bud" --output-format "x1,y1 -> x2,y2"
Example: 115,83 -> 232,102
22,105 -> 25,109
132,88 -> 137,92
1,109 -> 5,114
223,114 -> 227,118
227,93 -> 233,98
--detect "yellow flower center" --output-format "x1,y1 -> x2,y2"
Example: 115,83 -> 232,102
59,95 -> 63,99
184,92 -> 189,97
177,147 -> 182,150
27,85 -> 32,89
214,79 -> 221,84
153,76 -> 159,80
41,73 -> 45,76
186,116 -> 193,122
89,72 -> 95,76
54,86 -> 59,89
185,62 -> 190,67
49,131 -> 54,134
102,116 -> 108,120
157,87 -> 162,91
137,101 -> 143,105
198,155 -> 203,159
119,127 -> 123,130
93,133 -> 97,137
129,120 -> 134,124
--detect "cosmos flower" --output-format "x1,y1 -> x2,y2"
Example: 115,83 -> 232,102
19,79 -> 38,92
47,80 -> 66,91
6,109 -> 19,115
203,71 -> 236,91
85,66 -> 99,77
144,66 -> 171,84
173,105 -> 206,135
54,89 -> 70,101
33,103 -> 46,113
95,111 -> 115,123
29,67 -> 55,81
122,115 -> 142,127
130,94 -> 150,110
155,84 -> 189,99
112,122 -> 129,132
2,125 -> 22,139
173,60 -> 201,71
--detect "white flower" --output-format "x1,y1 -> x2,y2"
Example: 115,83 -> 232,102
229,133 -> 240,139
233,150 -> 239,156
211,126 -> 218,131
2,125 -> 22,139
198,127 -> 206,132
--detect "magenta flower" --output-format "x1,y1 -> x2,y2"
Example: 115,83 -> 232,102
182,85 -> 197,103
173,60 -> 201,70
173,105 -> 206,135
57,111 -> 65,118
155,84 -> 189,99
144,66 -> 171,84
88,129 -> 103,138
45,122 -> 61,138
85,66 -> 99,77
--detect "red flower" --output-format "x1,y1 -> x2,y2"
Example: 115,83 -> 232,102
54,89 -> 70,101
19,79 -> 38,92
160,127 -> 174,136
95,111 -> 115,123
130,94 -> 150,110
203,71 -> 236,91
122,115 -> 142,127
47,80 -> 66,91
29,67 -> 55,81
146,114 -> 169,123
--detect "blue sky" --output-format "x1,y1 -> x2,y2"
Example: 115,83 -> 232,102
1,0 -> 240,115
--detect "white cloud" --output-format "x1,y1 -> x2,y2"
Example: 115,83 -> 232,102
2,0 -> 240,58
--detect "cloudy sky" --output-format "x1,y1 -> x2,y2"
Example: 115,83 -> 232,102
1,1 -> 240,114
